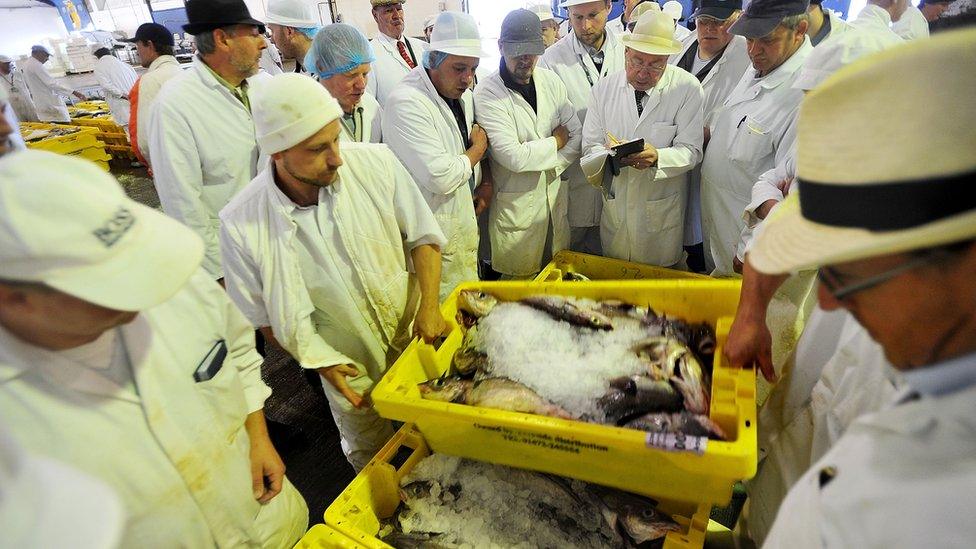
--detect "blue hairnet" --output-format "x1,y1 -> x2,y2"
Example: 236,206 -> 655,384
304,23 -> 375,79
296,26 -> 319,40
423,49 -> 450,69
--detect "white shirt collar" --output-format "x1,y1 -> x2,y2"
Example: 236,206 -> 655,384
902,351 -> 976,398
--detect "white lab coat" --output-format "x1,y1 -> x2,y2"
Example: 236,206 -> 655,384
20,56 -> 73,123
764,357 -> 976,548
892,5 -> 930,40
580,67 -> 703,266
133,55 -> 183,163
366,32 -> 429,106
148,57 -> 263,279
93,55 -> 138,127
0,82 -> 27,150
339,91 -> 383,143
383,66 -> 481,300
219,144 -> 446,469
850,4 -> 905,42
673,24 -> 692,42
700,38 -> 812,275
540,31 -> 625,229
608,14 -> 628,34
0,269 -> 308,548
473,68 -> 580,276
669,35 -> 751,247
1,66 -> 38,122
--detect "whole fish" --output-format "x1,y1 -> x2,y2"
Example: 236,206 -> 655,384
599,375 -> 684,425
520,295 -> 614,330
625,411 -> 728,440
418,375 -> 472,404
667,344 -> 710,415
452,325 -> 488,377
457,290 -> 498,319
468,378 -> 575,419
562,271 -> 592,282
587,485 -> 681,545
632,336 -> 673,379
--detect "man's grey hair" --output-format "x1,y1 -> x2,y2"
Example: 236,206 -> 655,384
194,30 -> 218,55
779,13 -> 810,31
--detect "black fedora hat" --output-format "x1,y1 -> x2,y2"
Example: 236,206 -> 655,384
182,0 -> 266,35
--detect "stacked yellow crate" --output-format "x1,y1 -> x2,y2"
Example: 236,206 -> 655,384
69,101 -> 136,161
20,122 -> 111,171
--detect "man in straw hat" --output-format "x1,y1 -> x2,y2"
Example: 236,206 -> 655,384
147,0 -> 268,281
699,0 -> 812,276
752,29 -> 976,546
220,73 -> 447,471
367,0 -> 430,105
474,8 -> 582,279
580,9 -> 703,268
0,150 -> 308,546
541,0 -> 625,256
383,11 -> 492,301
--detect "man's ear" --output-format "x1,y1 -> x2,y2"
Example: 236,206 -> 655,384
796,19 -> 809,38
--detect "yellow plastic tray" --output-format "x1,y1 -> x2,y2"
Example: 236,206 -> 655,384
324,424 -> 714,549
73,100 -> 110,111
536,250 -> 711,282
294,524 -> 364,548
371,281 -> 756,506
71,117 -> 124,133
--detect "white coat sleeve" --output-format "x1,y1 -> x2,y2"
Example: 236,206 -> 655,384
650,82 -> 704,181
218,221 -> 271,328
32,63 -> 74,96
388,151 -> 448,250
372,103 -> 383,143
95,65 -> 127,99
744,164 -> 791,227
474,87 -> 562,174
579,85 -> 611,183
382,94 -> 473,196
554,78 -> 583,175
215,275 -> 272,413
148,99 -> 223,278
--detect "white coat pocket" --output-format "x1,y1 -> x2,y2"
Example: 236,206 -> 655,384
492,191 -> 537,231
195,353 -> 249,442
648,123 -> 678,149
728,117 -> 773,168
640,193 -> 684,266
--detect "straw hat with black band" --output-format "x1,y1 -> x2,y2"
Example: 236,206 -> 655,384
749,28 -> 976,275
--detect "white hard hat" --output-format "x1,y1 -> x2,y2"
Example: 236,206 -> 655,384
429,11 -> 492,58
527,3 -> 556,21
662,0 -> 683,21
264,0 -> 322,28
251,73 -> 343,154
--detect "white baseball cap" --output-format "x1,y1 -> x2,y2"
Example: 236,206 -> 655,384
0,55 -> 12,63
0,150 -> 204,311
750,28 -> 976,275
559,0 -> 607,8
429,11 -> 492,58
264,0 -> 322,28
250,72 -> 343,155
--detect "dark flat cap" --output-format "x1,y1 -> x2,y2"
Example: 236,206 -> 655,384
728,0 -> 810,38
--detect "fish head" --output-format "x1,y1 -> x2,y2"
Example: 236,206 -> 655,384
618,505 -> 681,544
418,376 -> 472,403
457,290 -> 498,318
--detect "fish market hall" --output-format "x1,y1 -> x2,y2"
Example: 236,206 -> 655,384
0,0 -> 974,546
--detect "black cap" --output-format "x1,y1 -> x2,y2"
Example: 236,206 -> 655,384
182,0 -> 265,35
728,0 -> 809,38
690,0 -> 744,21
121,23 -> 176,46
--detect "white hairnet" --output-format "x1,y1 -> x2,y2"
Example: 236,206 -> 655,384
304,23 -> 376,79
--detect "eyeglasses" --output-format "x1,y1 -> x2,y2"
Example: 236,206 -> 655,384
817,252 -> 945,301
626,56 -> 667,74
695,16 -> 730,29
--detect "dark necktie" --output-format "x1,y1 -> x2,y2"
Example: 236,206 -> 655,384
397,40 -> 416,69
635,90 -> 647,117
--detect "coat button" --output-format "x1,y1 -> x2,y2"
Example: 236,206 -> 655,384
818,465 -> 837,488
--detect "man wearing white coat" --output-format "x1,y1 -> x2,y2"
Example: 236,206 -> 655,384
306,23 -> 383,144
0,151 -> 309,547
122,23 -> 181,166
474,9 -> 582,278
367,0 -> 430,105
541,0 -> 625,255
850,0 -> 908,41
699,0 -> 812,276
581,9 -> 704,267
21,46 -> 86,123
669,0 -> 750,271
755,29 -> 976,546
148,0 -> 268,280
220,74 -> 447,471
92,48 -> 138,130
265,0 -> 322,75
0,55 -> 38,122
384,11 -> 491,300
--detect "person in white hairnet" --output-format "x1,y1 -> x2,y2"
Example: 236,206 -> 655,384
92,48 -> 138,130
0,150 -> 308,547
580,9 -> 703,267
0,77 -> 26,154
21,45 -> 86,123
0,421 -> 124,549
755,30 -> 976,546
367,0 -> 431,105
383,11 -> 492,300
266,0 -> 322,74
423,13 -> 437,42
474,9 -> 581,279
540,0 -> 625,256
306,23 -> 383,143
220,73 -> 447,471
0,55 -> 37,122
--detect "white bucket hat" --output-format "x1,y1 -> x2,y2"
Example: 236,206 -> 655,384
622,9 -> 683,55
0,150 -> 204,311
527,3 -> 556,21
429,11 -> 492,58
750,28 -> 976,275
250,73 -> 343,154
264,0 -> 323,28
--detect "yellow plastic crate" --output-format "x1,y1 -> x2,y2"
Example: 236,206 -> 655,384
536,250 -> 711,282
294,524 -> 364,548
371,280 -> 756,506
324,424 -> 715,549
99,132 -> 130,146
24,128 -> 101,154
73,100 -> 110,111
71,117 -> 124,133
